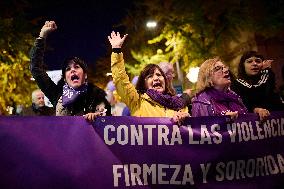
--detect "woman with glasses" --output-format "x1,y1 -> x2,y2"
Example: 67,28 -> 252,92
108,31 -> 189,124
231,51 -> 284,121
30,21 -> 111,121
191,58 -> 247,118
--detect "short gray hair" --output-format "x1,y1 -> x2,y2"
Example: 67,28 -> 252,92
31,89 -> 44,103
158,62 -> 173,74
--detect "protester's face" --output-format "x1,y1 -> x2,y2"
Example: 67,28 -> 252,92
211,61 -> 231,91
164,65 -> 175,82
244,56 -> 263,76
145,68 -> 166,93
65,61 -> 86,89
34,91 -> 45,107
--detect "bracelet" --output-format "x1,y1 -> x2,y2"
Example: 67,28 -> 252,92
112,48 -> 121,53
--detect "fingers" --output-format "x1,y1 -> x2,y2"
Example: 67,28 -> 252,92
121,34 -> 128,42
43,21 -> 57,29
263,59 -> 274,64
111,31 -> 116,38
109,31 -> 128,39
40,21 -> 57,38
262,60 -> 273,69
254,108 -> 270,121
224,111 -> 239,121
172,111 -> 190,126
110,31 -> 120,39
52,22 -> 58,29
84,113 -> 95,122
259,109 -> 270,121
259,112 -> 266,121
83,112 -> 101,122
108,31 -> 128,48
231,111 -> 238,120
107,36 -> 112,43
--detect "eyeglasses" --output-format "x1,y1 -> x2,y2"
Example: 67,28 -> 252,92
213,65 -> 228,73
245,58 -> 262,64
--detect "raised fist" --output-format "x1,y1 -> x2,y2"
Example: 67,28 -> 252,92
39,21 -> 57,38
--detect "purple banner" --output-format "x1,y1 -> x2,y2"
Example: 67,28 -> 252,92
0,112 -> 284,188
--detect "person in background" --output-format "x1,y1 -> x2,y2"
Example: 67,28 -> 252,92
105,80 -> 130,116
108,31 -> 189,124
231,51 -> 284,121
30,21 -> 111,121
158,62 -> 192,113
191,57 -> 247,118
22,89 -> 54,116
158,62 -> 176,95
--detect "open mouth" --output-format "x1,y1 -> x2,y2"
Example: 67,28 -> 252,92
153,82 -> 162,88
251,68 -> 259,72
223,74 -> 231,80
71,75 -> 80,81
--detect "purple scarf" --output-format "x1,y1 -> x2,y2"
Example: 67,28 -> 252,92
146,89 -> 186,111
62,83 -> 88,107
206,88 -> 247,115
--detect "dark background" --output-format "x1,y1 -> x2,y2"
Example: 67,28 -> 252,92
26,0 -> 133,70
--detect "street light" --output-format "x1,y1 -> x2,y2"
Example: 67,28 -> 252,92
146,21 -> 157,28
186,67 -> 200,83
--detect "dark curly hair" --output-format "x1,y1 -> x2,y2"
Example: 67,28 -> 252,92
135,64 -> 174,96
62,56 -> 87,78
238,51 -> 264,79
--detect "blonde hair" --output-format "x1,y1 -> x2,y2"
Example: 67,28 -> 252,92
195,57 -> 221,94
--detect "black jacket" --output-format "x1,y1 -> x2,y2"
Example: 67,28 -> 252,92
22,103 -> 55,116
30,38 -> 111,116
231,69 -> 284,112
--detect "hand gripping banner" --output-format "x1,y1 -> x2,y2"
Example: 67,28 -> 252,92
0,112 -> 284,189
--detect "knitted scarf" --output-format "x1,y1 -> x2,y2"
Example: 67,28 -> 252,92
146,89 -> 185,111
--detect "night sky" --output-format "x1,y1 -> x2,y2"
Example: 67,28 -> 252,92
28,0 -> 133,70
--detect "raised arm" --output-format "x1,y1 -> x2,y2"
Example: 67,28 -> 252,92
30,21 -> 59,106
108,32 -> 140,113
108,31 -> 128,49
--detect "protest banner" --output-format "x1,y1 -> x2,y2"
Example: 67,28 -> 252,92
0,112 -> 284,188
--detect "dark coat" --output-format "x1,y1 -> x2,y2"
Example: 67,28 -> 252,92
30,38 -> 111,116
22,104 -> 55,116
231,69 -> 284,112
